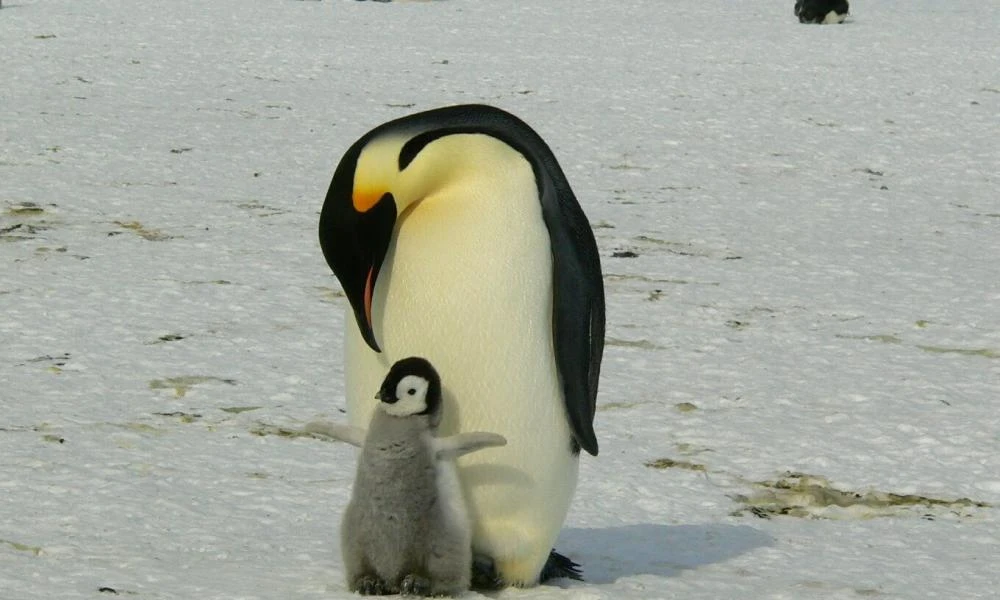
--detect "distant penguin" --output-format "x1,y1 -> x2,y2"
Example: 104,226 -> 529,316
795,0 -> 849,24
311,357 -> 506,596
318,104 -> 605,586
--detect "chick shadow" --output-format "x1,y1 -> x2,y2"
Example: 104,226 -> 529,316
556,523 -> 773,584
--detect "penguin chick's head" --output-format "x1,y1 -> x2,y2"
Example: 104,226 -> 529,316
318,104 -> 548,354
376,357 -> 443,420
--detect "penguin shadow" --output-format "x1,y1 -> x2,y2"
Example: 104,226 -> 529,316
557,523 -> 774,584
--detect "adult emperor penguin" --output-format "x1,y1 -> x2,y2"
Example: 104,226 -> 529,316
318,104 -> 605,587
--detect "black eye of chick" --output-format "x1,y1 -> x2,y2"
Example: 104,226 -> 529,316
407,388 -> 416,396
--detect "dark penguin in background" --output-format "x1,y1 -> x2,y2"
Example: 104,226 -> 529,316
795,0 -> 850,24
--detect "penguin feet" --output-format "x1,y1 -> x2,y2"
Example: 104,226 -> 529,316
353,574 -> 390,595
470,554 -> 504,591
470,549 -> 583,589
400,573 -> 431,596
540,550 -> 583,583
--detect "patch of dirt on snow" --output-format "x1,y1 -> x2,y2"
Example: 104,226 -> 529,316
731,472 -> 991,520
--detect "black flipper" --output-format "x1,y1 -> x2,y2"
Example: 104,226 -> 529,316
536,157 -> 604,457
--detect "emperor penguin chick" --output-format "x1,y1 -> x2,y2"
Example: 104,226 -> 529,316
333,357 -> 506,596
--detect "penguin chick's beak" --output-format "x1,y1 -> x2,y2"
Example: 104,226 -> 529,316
318,189 -> 397,354
375,387 -> 396,404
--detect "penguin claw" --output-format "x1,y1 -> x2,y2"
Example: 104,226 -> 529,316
400,573 -> 431,596
540,550 -> 584,583
354,574 -> 389,595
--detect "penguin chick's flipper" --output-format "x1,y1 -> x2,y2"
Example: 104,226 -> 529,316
302,420 -> 366,447
540,550 -> 584,582
433,432 -> 507,461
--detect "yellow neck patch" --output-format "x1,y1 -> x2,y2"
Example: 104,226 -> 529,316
352,135 -> 408,213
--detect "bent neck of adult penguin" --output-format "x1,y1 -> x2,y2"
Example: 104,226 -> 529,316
346,129 -> 551,434
360,133 -> 536,217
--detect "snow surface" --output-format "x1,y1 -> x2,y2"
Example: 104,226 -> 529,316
2,0 -> 999,598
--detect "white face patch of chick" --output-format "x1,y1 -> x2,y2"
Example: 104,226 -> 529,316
381,374 -> 430,417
